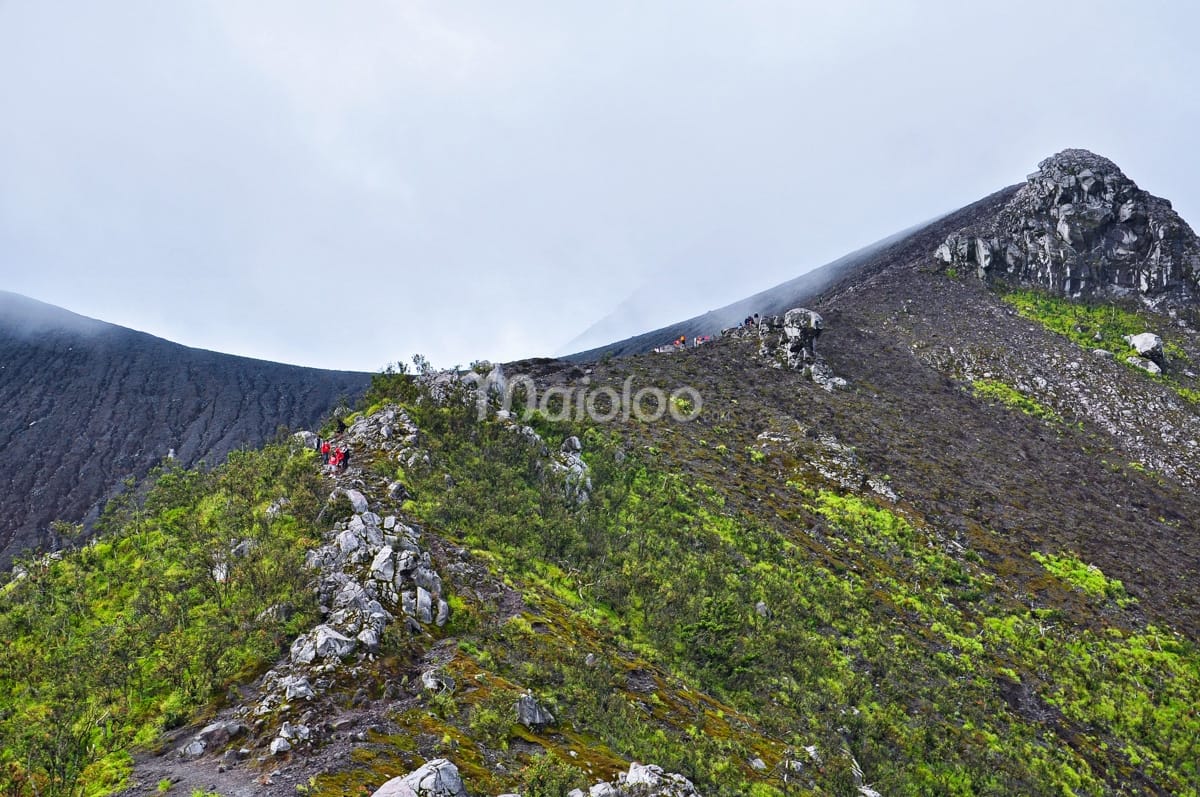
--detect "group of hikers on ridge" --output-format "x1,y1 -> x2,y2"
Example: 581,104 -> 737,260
320,438 -> 350,471
653,313 -> 760,354
654,333 -> 715,354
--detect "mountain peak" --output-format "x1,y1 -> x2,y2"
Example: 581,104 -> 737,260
1033,147 -> 1127,181
937,149 -> 1200,301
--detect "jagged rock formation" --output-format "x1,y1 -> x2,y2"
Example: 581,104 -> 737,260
0,291 -> 371,567
935,149 -> 1200,301
758,308 -> 823,369
752,307 -> 847,390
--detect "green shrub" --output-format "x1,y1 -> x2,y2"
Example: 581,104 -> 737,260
520,753 -> 584,797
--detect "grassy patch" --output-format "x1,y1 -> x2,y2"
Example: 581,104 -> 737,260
971,379 -> 1062,423
1032,550 -> 1137,608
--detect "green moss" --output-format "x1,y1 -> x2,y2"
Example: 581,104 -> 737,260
1032,550 -> 1137,607
971,379 -> 1063,423
0,445 -> 326,796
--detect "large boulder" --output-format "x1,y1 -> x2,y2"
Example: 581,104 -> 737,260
758,307 -> 844,389
372,759 -> 469,797
290,624 -> 357,664
343,489 -> 370,514
195,720 -> 245,749
1124,332 -> 1165,364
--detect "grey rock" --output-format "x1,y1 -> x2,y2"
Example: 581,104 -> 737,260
357,626 -> 380,651
436,598 -> 450,627
293,430 -> 320,449
370,546 -> 396,582
370,780 -> 417,797
759,307 -> 823,369
196,720 -> 245,749
416,587 -> 433,624
222,748 -> 248,764
1126,355 -> 1162,375
280,675 -> 315,701
421,669 -> 455,693
177,740 -> 206,759
280,721 -> 310,742
396,550 -> 419,576
374,758 -> 468,797
290,624 -> 357,664
1125,332 -> 1165,363
516,693 -> 555,730
585,762 -> 699,796
625,762 -> 698,795
344,489 -> 370,514
269,737 -> 292,755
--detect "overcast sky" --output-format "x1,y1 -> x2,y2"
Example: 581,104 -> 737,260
2,1 -> 1197,371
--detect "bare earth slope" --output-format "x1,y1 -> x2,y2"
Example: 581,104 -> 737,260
0,291 -> 371,566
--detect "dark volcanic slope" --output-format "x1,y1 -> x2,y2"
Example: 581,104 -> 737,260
0,292 -> 371,566
566,185 -> 1019,361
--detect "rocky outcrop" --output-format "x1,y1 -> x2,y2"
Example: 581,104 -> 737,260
758,308 -> 847,391
935,149 -> 1200,303
759,308 -> 823,368
550,435 -> 593,503
569,762 -> 700,797
176,410 -> 452,760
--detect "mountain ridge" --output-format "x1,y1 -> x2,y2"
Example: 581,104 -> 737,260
0,290 -> 372,566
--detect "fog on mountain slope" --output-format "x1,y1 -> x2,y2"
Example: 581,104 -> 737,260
558,221 -> 933,357
573,149 -> 1200,363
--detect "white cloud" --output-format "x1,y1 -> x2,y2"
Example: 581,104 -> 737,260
1,1 -> 1197,371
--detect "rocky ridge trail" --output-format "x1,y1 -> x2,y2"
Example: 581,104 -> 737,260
117,407 -> 447,796
117,403 -> 701,797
